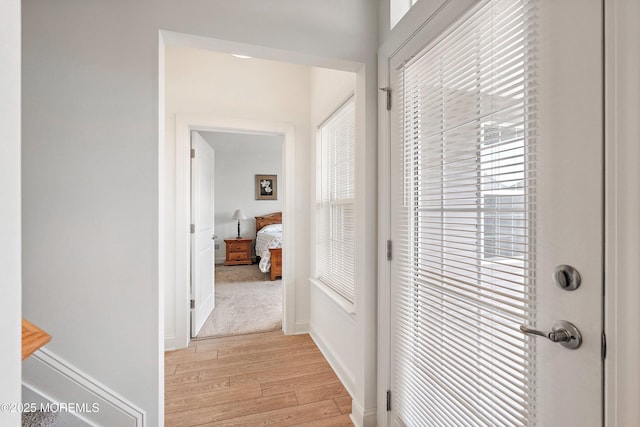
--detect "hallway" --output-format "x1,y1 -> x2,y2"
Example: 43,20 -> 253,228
165,331 -> 353,426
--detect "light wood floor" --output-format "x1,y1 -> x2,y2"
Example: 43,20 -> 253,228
165,330 -> 354,426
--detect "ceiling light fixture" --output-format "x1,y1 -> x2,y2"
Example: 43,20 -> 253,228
231,54 -> 252,59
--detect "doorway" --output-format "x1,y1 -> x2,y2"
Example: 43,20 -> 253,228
162,42 -> 323,350
162,39 -> 367,351
173,115 -> 296,348
193,130 -> 284,339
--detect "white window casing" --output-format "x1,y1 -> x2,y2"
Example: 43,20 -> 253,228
316,97 -> 356,305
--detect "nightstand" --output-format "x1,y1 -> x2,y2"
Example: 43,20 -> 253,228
224,238 -> 253,266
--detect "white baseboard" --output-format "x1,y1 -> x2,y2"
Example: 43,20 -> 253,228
294,320 -> 309,334
310,326 -> 378,427
350,400 -> 377,427
309,325 -> 356,398
164,335 -> 177,351
22,348 -> 146,426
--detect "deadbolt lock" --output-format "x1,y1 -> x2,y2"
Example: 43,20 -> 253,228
553,264 -> 581,291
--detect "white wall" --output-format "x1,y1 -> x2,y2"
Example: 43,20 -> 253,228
200,132 -> 283,263
379,1 -> 391,47
0,0 -> 22,425
308,66 -> 358,389
164,46 -> 309,346
22,1 -> 378,425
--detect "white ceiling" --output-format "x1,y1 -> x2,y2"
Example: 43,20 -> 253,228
198,131 -> 283,153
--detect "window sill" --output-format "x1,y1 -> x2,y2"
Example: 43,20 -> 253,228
309,278 -> 356,316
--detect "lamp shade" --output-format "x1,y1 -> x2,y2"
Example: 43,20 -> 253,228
231,209 -> 247,221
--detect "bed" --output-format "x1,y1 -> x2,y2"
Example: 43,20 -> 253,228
255,212 -> 283,281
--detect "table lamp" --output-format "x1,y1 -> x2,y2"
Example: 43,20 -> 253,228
231,209 -> 247,239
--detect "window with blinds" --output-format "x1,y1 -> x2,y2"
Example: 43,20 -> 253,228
316,97 -> 355,304
393,0 -> 537,425
391,0 -> 420,29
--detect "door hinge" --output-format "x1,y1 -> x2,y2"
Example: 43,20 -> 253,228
387,240 -> 392,261
386,390 -> 391,412
191,148 -> 195,158
601,331 -> 607,360
380,87 -> 391,111
190,224 -> 195,234
190,299 -> 195,309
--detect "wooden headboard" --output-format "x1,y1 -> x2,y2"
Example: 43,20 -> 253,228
255,212 -> 282,233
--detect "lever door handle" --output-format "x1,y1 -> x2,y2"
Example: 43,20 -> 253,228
519,320 -> 582,350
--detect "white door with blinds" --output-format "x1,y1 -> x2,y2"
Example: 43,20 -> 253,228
387,0 -> 603,426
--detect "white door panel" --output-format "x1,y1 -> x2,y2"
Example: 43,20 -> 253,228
534,0 -> 602,422
387,1 -> 602,425
191,132 -> 215,337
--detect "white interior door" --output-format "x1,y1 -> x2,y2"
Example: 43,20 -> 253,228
191,131 -> 216,337
387,0 -> 602,425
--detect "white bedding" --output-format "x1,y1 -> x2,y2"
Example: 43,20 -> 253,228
255,224 -> 283,273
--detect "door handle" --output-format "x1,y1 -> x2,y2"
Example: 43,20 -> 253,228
212,234 -> 218,240
519,320 -> 582,350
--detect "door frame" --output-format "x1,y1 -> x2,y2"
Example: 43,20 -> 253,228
174,114 -> 295,347
377,0 -> 640,425
604,0 -> 640,425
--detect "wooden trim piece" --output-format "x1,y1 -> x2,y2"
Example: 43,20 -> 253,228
22,319 -> 51,360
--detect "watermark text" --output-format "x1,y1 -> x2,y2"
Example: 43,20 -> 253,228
0,402 -> 100,413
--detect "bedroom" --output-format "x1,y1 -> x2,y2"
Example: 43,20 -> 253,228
198,129 -> 284,339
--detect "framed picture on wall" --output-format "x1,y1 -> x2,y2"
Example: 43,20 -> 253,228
255,174 -> 277,200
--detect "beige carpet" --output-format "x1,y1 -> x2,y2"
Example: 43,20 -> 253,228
215,263 -> 270,283
196,264 -> 282,339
